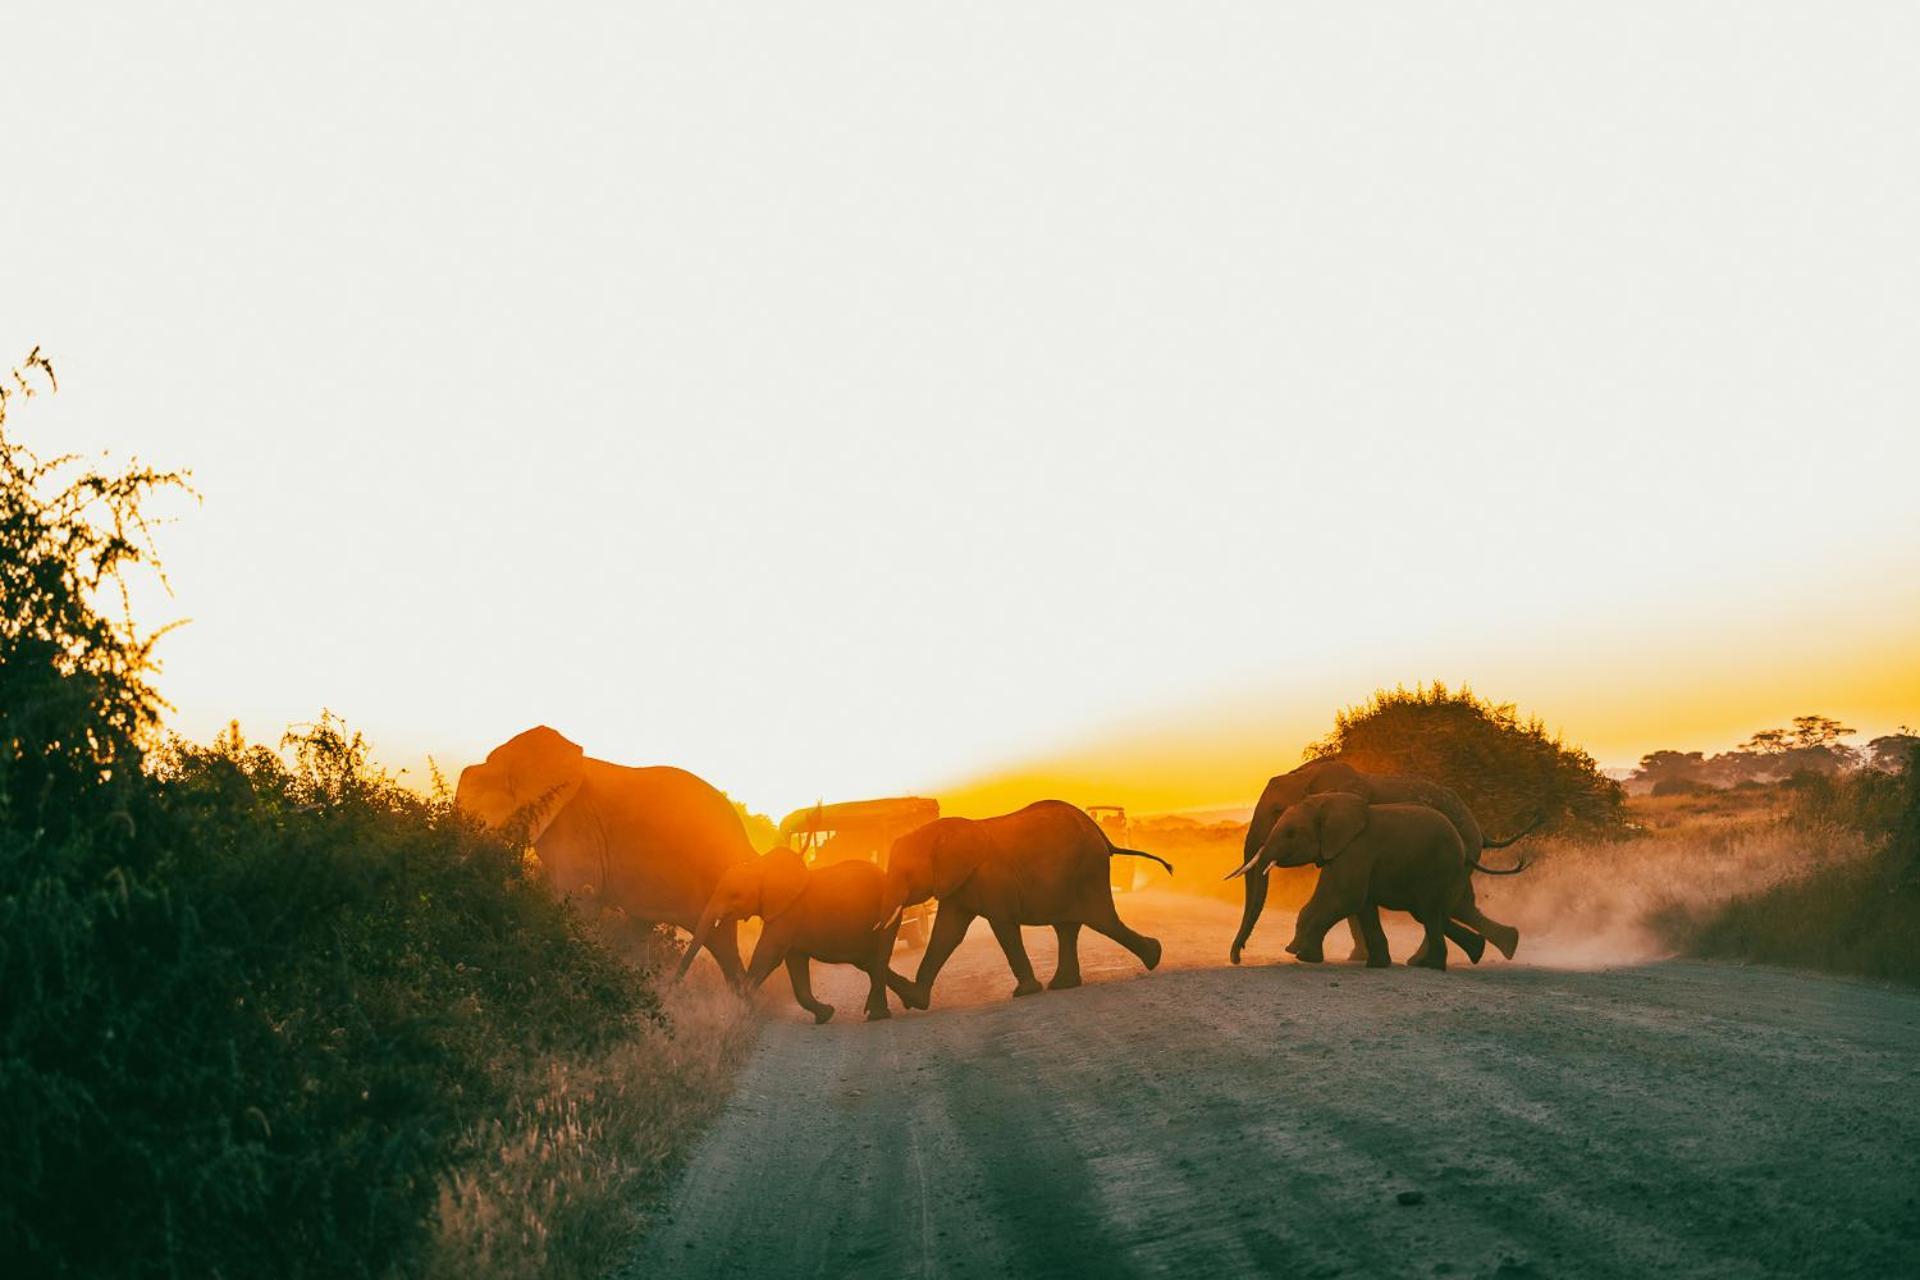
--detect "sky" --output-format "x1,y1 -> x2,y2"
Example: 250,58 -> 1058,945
6,5 -> 1917,820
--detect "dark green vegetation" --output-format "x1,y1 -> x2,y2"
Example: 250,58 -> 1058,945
1,366 -> 666,1276
1306,683 -> 1627,836
1663,748 -> 1920,986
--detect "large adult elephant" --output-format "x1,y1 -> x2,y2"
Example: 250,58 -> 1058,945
455,726 -> 755,984
1231,758 -> 1534,965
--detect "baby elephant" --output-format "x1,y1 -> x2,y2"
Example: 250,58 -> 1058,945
1239,794 -> 1519,969
675,850 -> 916,1023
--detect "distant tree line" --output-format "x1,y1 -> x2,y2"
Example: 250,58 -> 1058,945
1630,716 -> 1918,796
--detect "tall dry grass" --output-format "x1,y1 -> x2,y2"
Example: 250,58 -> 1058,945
1476,820 -> 1876,967
427,974 -> 758,1280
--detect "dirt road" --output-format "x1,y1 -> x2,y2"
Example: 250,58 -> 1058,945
625,892 -> 1920,1278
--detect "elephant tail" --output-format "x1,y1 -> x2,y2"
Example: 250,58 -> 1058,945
1110,847 -> 1174,874
1482,811 -> 1546,850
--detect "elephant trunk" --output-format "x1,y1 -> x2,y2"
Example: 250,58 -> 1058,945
1228,851 -> 1270,964
675,901 -> 724,982
873,871 -> 910,933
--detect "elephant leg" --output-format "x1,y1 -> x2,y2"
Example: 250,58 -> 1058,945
908,903 -> 976,1009
882,965 -> 919,1005
1354,905 -> 1391,968
785,953 -> 835,1025
1050,922 -> 1084,990
1453,901 -> 1520,960
704,917 -> 746,990
859,957 -> 893,1022
1230,866 -> 1268,965
1410,919 -> 1486,966
1344,915 -> 1372,964
744,931 -> 786,992
987,915 -> 1044,997
1087,905 -> 1162,971
1411,912 -> 1448,971
1287,894 -> 1344,964
1442,921 -> 1488,964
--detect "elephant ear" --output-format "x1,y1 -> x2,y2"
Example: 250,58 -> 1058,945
929,823 -> 988,898
1307,759 -> 1374,804
759,849 -> 811,922
495,726 -> 587,838
1314,793 -> 1370,862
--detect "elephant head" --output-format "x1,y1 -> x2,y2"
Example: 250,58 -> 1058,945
1231,759 -> 1375,963
874,818 -> 980,931
454,725 -> 587,841
674,849 -> 811,981
1230,792 -> 1370,878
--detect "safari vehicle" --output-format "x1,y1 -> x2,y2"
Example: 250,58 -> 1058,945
1088,805 -> 1146,892
778,797 -> 940,946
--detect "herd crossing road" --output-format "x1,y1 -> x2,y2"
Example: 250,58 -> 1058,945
625,892 -> 1920,1279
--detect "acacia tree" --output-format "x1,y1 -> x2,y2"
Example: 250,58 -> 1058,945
1305,683 -> 1626,836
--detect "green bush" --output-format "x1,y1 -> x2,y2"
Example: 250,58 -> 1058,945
1307,683 -> 1628,837
1,371 -> 661,1276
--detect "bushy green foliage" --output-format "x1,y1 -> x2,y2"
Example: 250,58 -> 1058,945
1307,683 -> 1627,837
0,370 -> 661,1277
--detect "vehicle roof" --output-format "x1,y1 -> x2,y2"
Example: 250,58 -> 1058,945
777,797 -> 940,836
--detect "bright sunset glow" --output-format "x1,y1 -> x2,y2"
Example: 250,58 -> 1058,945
7,6 -> 1917,818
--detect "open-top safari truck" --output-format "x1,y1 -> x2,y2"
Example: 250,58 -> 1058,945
777,797 -> 941,946
1087,805 -> 1147,892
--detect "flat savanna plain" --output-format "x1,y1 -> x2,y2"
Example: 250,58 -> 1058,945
629,892 -> 1920,1279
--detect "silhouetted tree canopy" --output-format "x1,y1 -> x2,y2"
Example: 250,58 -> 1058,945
1305,683 -> 1627,837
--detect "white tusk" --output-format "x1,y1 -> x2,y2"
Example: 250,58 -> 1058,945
1224,855 -> 1262,880
873,905 -> 904,932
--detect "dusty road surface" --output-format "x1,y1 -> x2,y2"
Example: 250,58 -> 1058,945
627,892 -> 1920,1278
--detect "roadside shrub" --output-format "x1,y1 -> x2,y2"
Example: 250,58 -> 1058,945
1662,747 -> 1920,985
0,367 -> 683,1277
1307,683 -> 1628,837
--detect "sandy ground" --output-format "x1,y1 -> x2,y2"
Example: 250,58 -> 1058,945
624,891 -> 1920,1278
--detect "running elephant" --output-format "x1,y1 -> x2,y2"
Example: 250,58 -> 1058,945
1232,793 -> 1520,969
455,726 -> 756,984
675,849 -> 917,1023
1232,759 -> 1534,965
876,800 -> 1172,1007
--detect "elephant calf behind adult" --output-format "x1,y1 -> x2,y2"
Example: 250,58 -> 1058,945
676,850 -> 917,1023
1233,758 -> 1532,965
455,726 -> 756,983
1241,794 -> 1520,969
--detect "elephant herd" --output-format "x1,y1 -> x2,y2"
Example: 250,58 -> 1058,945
456,727 -> 1533,1025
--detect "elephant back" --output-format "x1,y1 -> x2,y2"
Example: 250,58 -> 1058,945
538,760 -> 756,926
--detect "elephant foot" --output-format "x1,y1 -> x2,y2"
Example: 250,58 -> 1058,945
865,1006 -> 891,1022
899,984 -> 930,1011
1365,953 -> 1391,969
1458,934 -> 1487,965
1140,937 -> 1163,971
811,1005 -> 835,1025
1291,944 -> 1325,964
1048,972 -> 1082,991
1012,979 -> 1044,998
1493,929 -> 1520,961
